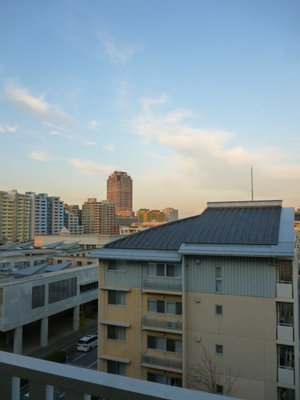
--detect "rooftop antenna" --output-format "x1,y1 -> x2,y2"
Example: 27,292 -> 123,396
251,165 -> 254,201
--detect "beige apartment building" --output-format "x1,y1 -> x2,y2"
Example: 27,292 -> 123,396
93,200 -> 299,400
107,171 -> 133,215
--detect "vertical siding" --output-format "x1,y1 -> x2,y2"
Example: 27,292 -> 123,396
104,260 -> 142,288
185,256 -> 275,298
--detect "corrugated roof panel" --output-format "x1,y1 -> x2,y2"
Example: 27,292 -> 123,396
105,205 -> 282,251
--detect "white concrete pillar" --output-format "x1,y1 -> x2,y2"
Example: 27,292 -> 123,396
13,326 -> 22,354
46,385 -> 54,400
11,377 -> 20,400
73,305 -> 80,332
40,317 -> 49,347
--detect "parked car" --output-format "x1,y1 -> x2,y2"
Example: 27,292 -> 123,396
77,334 -> 98,352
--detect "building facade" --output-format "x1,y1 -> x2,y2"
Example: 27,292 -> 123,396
162,207 -> 179,222
82,198 -> 116,235
107,171 -> 133,215
93,201 -> 299,400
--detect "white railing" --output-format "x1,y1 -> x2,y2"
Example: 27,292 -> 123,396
0,351 -> 230,400
142,316 -> 182,331
142,277 -> 182,292
142,353 -> 182,371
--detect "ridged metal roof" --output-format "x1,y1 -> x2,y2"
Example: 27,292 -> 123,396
106,205 -> 282,251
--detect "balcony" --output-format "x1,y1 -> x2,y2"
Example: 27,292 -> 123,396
142,316 -> 182,332
276,282 -> 293,299
142,353 -> 182,372
277,324 -> 294,342
0,351 -> 221,400
278,367 -> 294,385
142,277 -> 182,292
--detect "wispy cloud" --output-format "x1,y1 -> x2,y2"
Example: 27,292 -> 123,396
98,35 -> 142,64
88,120 -> 99,130
0,125 -> 4,133
0,124 -> 19,134
5,83 -> 74,125
50,130 -> 63,136
28,151 -> 52,162
71,159 -> 115,175
131,95 -> 290,197
103,142 -> 116,152
85,141 -> 96,147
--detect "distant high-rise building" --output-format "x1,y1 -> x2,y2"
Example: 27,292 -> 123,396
47,196 -> 64,235
64,204 -> 82,225
0,190 -> 31,243
82,198 -> 116,235
107,171 -> 133,216
162,207 -> 179,222
137,209 -> 166,225
26,192 -> 48,238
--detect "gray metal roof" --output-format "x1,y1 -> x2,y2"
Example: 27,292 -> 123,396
45,262 -> 72,272
90,249 -> 181,262
12,263 -> 48,276
104,204 -> 282,251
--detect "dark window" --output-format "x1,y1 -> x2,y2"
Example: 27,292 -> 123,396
107,360 -> 125,375
157,300 -> 165,313
166,339 -> 175,352
157,264 -> 164,276
148,336 -> 156,349
166,264 -> 174,277
216,305 -> 223,316
32,285 -> 45,309
216,345 -> 223,356
216,385 -> 223,394
80,281 -> 98,293
176,302 -> 182,315
49,278 -> 77,304
108,260 -> 116,270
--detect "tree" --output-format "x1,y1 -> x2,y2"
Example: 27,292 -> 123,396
187,341 -> 240,396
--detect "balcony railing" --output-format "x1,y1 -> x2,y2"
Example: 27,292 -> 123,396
276,281 -> 293,298
142,316 -> 182,332
277,324 -> 294,342
0,351 -> 232,400
142,277 -> 182,292
142,353 -> 182,371
278,366 -> 295,385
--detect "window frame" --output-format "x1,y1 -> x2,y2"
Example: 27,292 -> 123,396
216,344 -> 223,356
108,290 -> 126,306
107,325 -> 126,342
215,305 -> 223,316
215,266 -> 223,293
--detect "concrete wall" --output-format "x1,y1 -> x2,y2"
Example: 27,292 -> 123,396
0,265 -> 98,331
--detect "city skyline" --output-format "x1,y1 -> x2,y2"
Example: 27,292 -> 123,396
1,1 -> 300,218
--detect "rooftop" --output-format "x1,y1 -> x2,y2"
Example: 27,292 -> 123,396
104,201 -> 283,251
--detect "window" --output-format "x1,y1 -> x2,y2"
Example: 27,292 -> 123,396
107,325 -> 125,341
57,260 -> 62,264
216,385 -> 223,395
148,336 -> 182,353
80,281 -> 98,293
148,263 -> 182,277
216,344 -> 223,356
215,305 -> 223,316
32,285 -> 45,309
108,259 -> 126,271
87,261 -> 92,265
216,266 -> 223,293
107,360 -> 125,376
49,278 -> 77,304
77,261 -> 82,267
108,290 -> 126,306
148,373 -> 182,387
148,300 -> 182,315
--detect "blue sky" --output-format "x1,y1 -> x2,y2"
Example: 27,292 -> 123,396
1,1 -> 299,218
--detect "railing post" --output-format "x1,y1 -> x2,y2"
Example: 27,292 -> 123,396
12,376 -> 20,400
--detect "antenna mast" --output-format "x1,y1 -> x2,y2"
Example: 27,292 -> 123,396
251,166 -> 254,201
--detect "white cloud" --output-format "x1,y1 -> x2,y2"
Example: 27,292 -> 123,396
71,159 -> 115,175
5,83 -> 74,125
98,35 -> 141,64
50,131 -> 62,136
103,142 -> 116,152
28,151 -> 52,162
89,120 -> 99,130
85,141 -> 96,147
0,125 -> 5,133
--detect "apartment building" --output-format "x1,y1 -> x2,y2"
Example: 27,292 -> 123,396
137,209 -> 166,224
82,198 -> 116,235
0,191 -> 14,243
93,200 -> 298,400
63,209 -> 79,234
162,207 -> 179,222
47,197 -> 64,235
107,171 -> 133,215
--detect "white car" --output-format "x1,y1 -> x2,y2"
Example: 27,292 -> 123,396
77,334 -> 98,352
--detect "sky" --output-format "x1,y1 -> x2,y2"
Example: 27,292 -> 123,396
0,1 -> 300,218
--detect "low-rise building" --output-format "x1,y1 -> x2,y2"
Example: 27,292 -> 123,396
92,200 -> 299,400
